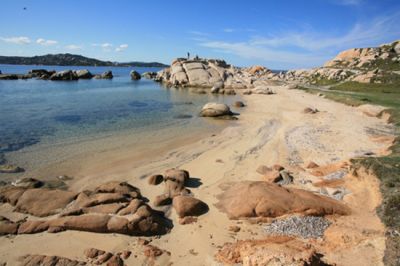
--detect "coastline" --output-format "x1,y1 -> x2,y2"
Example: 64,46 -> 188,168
0,85 -> 395,265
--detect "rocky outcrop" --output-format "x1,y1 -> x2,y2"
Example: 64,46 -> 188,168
50,70 -> 79,81
324,40 -> 400,70
0,181 -> 170,236
130,70 -> 141,80
155,58 -> 272,89
216,181 -> 350,219
273,40 -> 400,84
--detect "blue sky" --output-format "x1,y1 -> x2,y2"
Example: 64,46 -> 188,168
0,0 -> 399,69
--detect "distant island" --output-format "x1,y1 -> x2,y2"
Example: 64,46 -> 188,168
0,53 -> 168,67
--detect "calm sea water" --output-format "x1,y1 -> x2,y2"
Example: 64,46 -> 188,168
0,64 -> 238,160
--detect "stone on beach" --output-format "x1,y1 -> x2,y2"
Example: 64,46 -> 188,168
216,181 -> 351,219
199,103 -> 233,117
172,195 -> 208,218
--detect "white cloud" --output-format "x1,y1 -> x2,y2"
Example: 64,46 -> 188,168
0,36 -> 31,44
223,28 -> 235,33
36,38 -> 58,46
115,44 -> 128,52
65,44 -> 82,50
196,12 -> 400,68
101,43 -> 112,48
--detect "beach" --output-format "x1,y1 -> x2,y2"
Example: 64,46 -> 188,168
0,84 -> 394,265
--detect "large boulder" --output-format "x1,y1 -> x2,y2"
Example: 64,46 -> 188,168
130,70 -> 141,80
172,195 -> 208,218
75,69 -> 93,79
199,103 -> 233,117
216,181 -> 351,219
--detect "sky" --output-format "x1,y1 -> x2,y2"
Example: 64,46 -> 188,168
0,0 -> 399,69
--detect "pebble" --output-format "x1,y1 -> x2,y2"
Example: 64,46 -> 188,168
264,216 -> 331,239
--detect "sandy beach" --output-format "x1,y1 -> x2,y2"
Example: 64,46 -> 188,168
0,85 -> 395,265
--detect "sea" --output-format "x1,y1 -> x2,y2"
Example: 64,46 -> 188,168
0,64 -> 240,174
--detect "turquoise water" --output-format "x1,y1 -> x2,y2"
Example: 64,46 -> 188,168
0,65 -> 238,159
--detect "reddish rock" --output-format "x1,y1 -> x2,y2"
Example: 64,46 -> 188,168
172,196 -> 208,218
143,245 -> 164,258
84,248 -> 105,259
14,188 -> 76,217
216,181 -> 351,219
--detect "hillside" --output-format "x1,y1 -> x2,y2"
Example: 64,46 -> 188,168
0,53 -> 168,67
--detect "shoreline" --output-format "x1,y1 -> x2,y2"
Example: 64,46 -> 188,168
0,85 -> 396,265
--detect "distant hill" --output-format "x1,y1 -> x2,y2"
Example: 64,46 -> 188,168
0,53 -> 168,68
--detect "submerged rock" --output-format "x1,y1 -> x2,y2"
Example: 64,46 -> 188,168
0,164 -> 24,173
130,70 -> 141,80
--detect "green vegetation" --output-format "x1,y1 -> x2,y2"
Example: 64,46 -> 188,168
299,81 -> 400,265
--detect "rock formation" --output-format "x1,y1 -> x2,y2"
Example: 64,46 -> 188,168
0,181 -> 170,236
216,181 -> 351,219
155,57 -> 272,89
